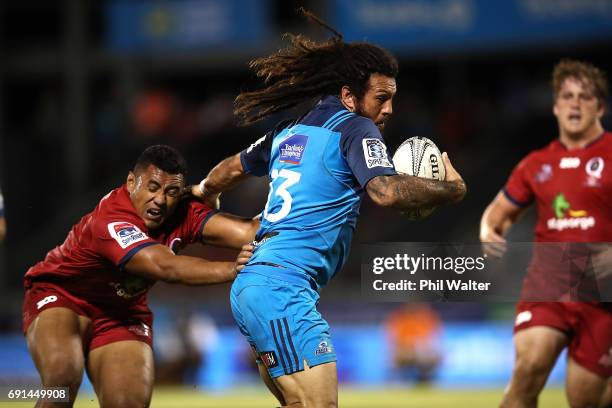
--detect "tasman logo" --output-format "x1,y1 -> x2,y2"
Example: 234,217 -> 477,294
547,193 -> 595,231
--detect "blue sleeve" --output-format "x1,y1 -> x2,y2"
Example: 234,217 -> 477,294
239,132 -> 273,177
239,119 -> 295,177
339,117 -> 397,188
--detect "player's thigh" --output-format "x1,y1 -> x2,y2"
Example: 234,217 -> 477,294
87,340 -> 154,408
273,361 -> 338,408
254,353 -> 286,406
26,307 -> 91,388
512,326 -> 568,376
565,357 -> 609,407
601,380 -> 612,408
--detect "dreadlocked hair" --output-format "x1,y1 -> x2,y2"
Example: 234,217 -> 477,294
234,9 -> 399,126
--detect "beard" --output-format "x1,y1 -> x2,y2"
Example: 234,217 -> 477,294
354,101 -> 386,132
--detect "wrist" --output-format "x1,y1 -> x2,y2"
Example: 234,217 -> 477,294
199,178 -> 217,197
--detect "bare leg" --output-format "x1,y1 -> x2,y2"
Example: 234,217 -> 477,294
501,326 -> 568,408
565,357 -> 609,408
26,307 -> 91,407
272,361 -> 337,408
87,340 -> 154,408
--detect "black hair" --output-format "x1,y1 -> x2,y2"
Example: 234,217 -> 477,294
234,9 -> 399,126
134,145 -> 188,176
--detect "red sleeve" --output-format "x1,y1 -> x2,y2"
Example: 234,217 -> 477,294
178,200 -> 219,244
503,154 -> 534,207
92,215 -> 158,269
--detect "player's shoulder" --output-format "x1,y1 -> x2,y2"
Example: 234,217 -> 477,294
336,114 -> 380,137
597,131 -> 612,149
96,186 -> 136,216
91,186 -> 143,234
166,197 -> 215,229
271,117 -> 300,138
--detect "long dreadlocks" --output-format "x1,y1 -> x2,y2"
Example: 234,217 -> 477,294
234,9 -> 399,126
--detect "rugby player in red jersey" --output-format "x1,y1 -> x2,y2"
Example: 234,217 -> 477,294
480,60 -> 611,408
23,145 -> 257,407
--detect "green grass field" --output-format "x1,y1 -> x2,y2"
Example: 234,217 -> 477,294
9,386 -> 566,407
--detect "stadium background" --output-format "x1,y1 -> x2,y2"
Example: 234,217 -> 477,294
0,0 -> 610,406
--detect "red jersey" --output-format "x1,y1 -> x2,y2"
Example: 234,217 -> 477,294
24,185 -> 216,308
504,131 -> 612,301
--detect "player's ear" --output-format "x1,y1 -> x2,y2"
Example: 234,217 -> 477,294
340,85 -> 357,112
126,171 -> 136,193
552,103 -> 559,118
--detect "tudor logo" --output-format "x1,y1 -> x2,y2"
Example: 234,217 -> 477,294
559,157 -> 580,169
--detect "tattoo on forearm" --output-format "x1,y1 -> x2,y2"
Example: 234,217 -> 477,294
368,175 -> 465,209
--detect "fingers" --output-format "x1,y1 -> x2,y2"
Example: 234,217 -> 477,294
482,242 -> 507,258
235,244 -> 255,272
480,232 -> 507,258
442,152 -> 460,182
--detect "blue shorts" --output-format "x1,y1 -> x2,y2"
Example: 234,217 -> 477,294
230,269 -> 336,378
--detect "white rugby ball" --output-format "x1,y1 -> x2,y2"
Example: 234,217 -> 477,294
393,136 -> 445,180
392,136 -> 446,219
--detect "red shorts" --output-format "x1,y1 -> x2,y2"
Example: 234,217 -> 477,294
23,282 -> 153,351
514,302 -> 612,378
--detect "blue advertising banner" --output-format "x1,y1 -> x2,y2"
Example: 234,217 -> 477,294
107,0 -> 269,53
331,0 -> 612,52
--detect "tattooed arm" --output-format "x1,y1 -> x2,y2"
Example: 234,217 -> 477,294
366,152 -> 467,210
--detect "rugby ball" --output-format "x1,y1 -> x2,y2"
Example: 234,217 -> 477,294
392,136 -> 445,219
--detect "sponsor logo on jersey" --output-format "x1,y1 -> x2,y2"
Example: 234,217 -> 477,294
107,222 -> 148,249
260,351 -> 279,368
559,157 -> 580,169
535,164 -> 553,183
585,157 -> 604,179
279,134 -> 308,164
127,322 -> 151,338
515,310 -> 532,326
363,138 -> 393,169
36,295 -> 58,310
315,340 -> 333,356
547,193 -> 595,231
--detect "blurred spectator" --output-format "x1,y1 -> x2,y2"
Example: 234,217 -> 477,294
385,303 -> 442,384
155,310 -> 219,385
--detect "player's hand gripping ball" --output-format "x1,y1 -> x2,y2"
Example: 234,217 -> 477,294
392,136 -> 446,220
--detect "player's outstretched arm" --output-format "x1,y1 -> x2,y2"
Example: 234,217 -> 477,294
202,153 -> 250,195
201,213 -> 260,249
479,191 -> 525,257
124,244 -> 247,285
366,152 -> 467,210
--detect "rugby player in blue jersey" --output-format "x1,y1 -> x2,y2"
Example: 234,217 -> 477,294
197,11 -> 467,407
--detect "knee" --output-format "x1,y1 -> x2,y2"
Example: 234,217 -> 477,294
512,354 -> 551,385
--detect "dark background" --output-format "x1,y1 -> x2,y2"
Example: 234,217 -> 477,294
0,0 -> 610,328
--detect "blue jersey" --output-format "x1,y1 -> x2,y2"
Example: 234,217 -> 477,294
240,96 -> 397,289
